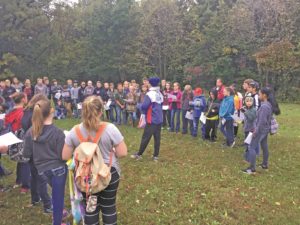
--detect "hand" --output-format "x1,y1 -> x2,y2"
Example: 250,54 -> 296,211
240,107 -> 246,113
0,145 -> 8,154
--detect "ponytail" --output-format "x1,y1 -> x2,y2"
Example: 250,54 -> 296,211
31,99 -> 51,140
82,96 -> 103,132
260,87 -> 281,116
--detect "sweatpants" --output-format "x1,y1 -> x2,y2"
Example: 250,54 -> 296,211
82,167 -> 120,225
137,123 -> 162,157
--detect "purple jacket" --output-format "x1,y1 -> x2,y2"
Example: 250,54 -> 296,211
141,87 -> 163,125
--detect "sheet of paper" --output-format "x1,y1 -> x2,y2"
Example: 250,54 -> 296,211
167,94 -> 177,100
244,132 -> 253,145
104,100 -> 112,110
185,111 -> 193,120
0,114 -> 5,120
200,112 -> 206,124
0,132 -> 23,146
77,103 -> 82,110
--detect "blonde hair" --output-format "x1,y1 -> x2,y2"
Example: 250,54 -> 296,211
82,96 -> 104,132
26,94 -> 48,110
32,99 -> 51,140
184,85 -> 192,92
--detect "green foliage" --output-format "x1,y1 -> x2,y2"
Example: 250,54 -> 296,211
0,0 -> 300,99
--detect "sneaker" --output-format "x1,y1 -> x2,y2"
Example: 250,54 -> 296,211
230,141 -> 236,148
130,153 -> 142,160
27,200 -> 41,208
20,188 -> 29,194
259,164 -> 268,170
152,156 -> 159,162
44,207 -> 53,214
242,168 -> 256,175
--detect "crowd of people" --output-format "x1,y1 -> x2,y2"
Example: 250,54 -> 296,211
0,76 -> 280,225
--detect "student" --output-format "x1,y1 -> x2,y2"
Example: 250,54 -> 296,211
248,81 -> 260,110
93,81 -> 104,97
137,84 -> 148,119
5,93 -> 29,193
123,81 -> 130,95
241,96 -> 256,162
242,79 -> 254,99
169,82 -> 182,133
115,83 -> 126,125
62,96 -> 127,225
181,85 -> 193,135
43,77 -> 52,100
51,79 -> 63,106
23,99 -> 67,225
242,87 -> 280,174
11,77 -> 23,93
190,88 -> 206,138
22,79 -> 34,101
162,82 -> 172,129
78,81 -> 86,103
216,78 -> 225,101
84,80 -> 95,98
102,82 -> 110,120
61,85 -> 72,118
219,87 -> 235,147
34,78 -> 48,96
70,81 -> 80,118
231,84 -> 243,137
161,79 -> 166,91
131,77 -> 163,161
107,83 -> 116,123
205,89 -> 220,142
126,85 -> 138,126
2,79 -> 16,111
22,94 -> 52,212
55,100 -> 67,120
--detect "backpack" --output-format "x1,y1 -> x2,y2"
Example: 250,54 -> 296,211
73,123 -> 112,195
270,116 -> 279,135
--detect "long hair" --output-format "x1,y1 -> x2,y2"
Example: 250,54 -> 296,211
260,87 -> 281,115
32,99 -> 51,140
25,94 -> 48,110
82,96 -> 103,132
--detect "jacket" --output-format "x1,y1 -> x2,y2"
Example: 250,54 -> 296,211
141,87 -> 163,125
5,107 -> 23,132
191,95 -> 206,118
206,98 -> 220,120
168,90 -> 182,110
219,96 -> 235,120
243,106 -> 256,132
181,91 -> 194,110
255,101 -> 272,134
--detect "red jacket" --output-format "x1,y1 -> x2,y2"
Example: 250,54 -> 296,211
217,85 -> 225,101
5,108 -> 24,132
168,90 -> 182,110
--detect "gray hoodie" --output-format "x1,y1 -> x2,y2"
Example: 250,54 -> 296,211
24,124 -> 66,173
255,101 -> 272,134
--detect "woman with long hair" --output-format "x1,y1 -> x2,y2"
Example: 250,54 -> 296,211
62,96 -> 127,225
242,87 -> 280,174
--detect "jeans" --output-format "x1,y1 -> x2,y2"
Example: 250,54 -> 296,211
138,124 -> 162,157
163,110 -> 171,127
192,117 -> 203,137
182,110 -> 193,134
248,132 -> 269,170
39,165 -> 67,225
220,119 -> 234,146
30,161 -> 52,209
16,162 -> 31,189
72,99 -> 79,118
128,111 -> 137,124
170,109 -> 181,132
115,106 -> 126,125
109,105 -> 116,123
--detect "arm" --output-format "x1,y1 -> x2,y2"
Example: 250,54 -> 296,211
141,95 -> 151,113
62,144 -> 73,161
0,145 -> 8,153
23,131 -> 33,158
115,140 -> 127,158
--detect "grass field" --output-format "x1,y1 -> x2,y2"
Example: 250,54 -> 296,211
0,103 -> 300,225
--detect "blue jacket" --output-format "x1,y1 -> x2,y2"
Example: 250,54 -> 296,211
219,96 -> 235,120
190,95 -> 206,118
141,87 -> 163,125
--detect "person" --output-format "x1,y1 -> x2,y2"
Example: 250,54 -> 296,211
242,87 -> 280,174
102,82 -> 110,120
137,84 -> 148,119
93,81 -> 104,97
78,81 -> 86,104
62,96 -> 127,225
231,83 -> 243,137
34,78 -> 48,96
66,79 -> 73,91
51,79 -> 63,106
161,79 -> 166,91
219,87 -> 235,147
123,81 -> 130,95
71,81 -> 80,118
216,78 -> 225,101
55,100 -> 67,120
181,85 -> 193,135
131,77 -> 163,161
22,79 -> 34,101
204,89 -> 220,142
169,82 -> 182,133
241,96 -> 256,162
61,85 -> 72,118
11,77 -> 23,93
115,83 -> 126,125
162,82 -> 172,129
190,88 -> 206,138
4,93 -> 30,193
242,79 -> 254,100
23,98 -> 67,225
248,81 -> 260,110
43,77 -> 52,100
22,94 -> 52,212
107,83 -> 116,123
84,80 -> 95,98
126,85 -> 138,126
142,77 -> 149,88
2,79 -> 16,112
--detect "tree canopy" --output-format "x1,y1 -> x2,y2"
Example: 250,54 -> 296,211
0,0 -> 299,100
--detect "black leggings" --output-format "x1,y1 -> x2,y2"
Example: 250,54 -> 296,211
82,167 -> 120,225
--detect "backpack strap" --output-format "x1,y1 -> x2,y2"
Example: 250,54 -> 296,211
75,125 -> 86,143
92,122 -> 108,144
75,123 -> 108,143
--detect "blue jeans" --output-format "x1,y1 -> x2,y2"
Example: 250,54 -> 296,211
30,161 -> 52,209
182,110 -> 193,134
109,105 -> 116,123
16,162 -> 31,189
220,119 -> 234,146
170,109 -> 181,132
39,165 -> 67,225
116,106 -> 127,125
248,132 -> 269,170
72,99 -> 79,118
128,111 -> 137,123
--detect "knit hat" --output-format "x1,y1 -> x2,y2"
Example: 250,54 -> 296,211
194,88 -> 203,96
148,77 -> 160,87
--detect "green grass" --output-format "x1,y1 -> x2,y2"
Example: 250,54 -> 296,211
1,103 -> 300,225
